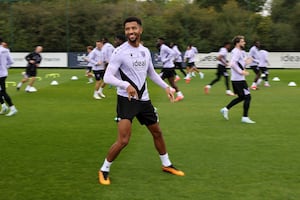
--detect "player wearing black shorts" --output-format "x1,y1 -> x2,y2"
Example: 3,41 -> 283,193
170,42 -> 186,81
98,17 -> 184,185
17,46 -> 43,92
84,45 -> 94,84
157,38 -> 184,102
88,40 -> 106,99
0,38 -> 18,116
93,70 -> 105,81
183,45 -> 204,83
220,36 -> 255,124
249,41 -> 261,90
204,42 -> 234,96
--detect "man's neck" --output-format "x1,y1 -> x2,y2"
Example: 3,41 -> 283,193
128,40 -> 140,48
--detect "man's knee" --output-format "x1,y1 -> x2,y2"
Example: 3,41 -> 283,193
118,136 -> 130,147
245,94 -> 251,102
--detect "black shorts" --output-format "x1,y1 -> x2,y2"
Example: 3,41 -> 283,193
216,64 -> 229,76
174,62 -> 183,68
117,95 -> 158,126
86,67 -> 92,73
232,81 -> 250,97
259,67 -> 268,74
26,67 -> 37,77
250,65 -> 260,74
186,62 -> 195,67
93,70 -> 105,81
161,68 -> 176,80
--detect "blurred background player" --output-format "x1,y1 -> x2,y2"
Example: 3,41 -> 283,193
204,42 -> 234,96
157,38 -> 184,102
88,40 -> 105,99
220,35 -> 255,124
114,34 -> 126,47
192,45 -> 198,54
183,44 -> 204,83
16,46 -> 43,92
249,41 -> 261,90
84,45 -> 94,84
1,42 -> 8,49
170,42 -> 186,82
257,45 -> 270,87
0,38 -> 18,116
98,37 -> 115,97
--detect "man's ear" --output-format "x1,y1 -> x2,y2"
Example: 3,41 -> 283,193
140,27 -> 143,34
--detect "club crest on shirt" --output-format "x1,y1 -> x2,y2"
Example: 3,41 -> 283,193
140,51 -> 145,57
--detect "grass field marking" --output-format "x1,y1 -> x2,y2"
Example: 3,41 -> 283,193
5,81 -> 16,88
45,73 -> 60,79
36,76 -> 43,81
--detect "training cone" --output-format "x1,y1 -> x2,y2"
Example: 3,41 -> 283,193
71,76 -> 78,80
50,80 -> 59,86
288,82 -> 297,87
28,87 -> 37,92
272,77 -> 280,81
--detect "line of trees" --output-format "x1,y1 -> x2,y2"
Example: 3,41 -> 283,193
0,0 -> 299,52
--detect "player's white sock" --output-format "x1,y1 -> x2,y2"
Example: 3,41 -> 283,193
251,82 -> 256,87
199,72 -> 204,79
100,158 -> 112,172
25,85 -> 31,91
17,82 -> 22,88
257,78 -> 262,85
10,105 -> 16,111
98,87 -> 103,93
184,73 -> 191,79
160,153 -> 172,167
176,91 -> 183,97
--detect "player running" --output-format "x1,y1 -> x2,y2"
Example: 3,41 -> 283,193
183,44 -> 204,83
257,45 -> 271,87
220,35 -> 256,124
204,42 -> 234,96
170,42 -> 186,82
87,40 -> 106,99
249,41 -> 261,90
0,38 -> 18,116
96,37 -> 115,98
16,46 -> 43,92
84,46 -> 94,84
157,38 -> 184,102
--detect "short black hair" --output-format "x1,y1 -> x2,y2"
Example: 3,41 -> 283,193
223,41 -> 231,46
115,34 -> 126,42
0,37 -> 3,43
101,37 -> 108,43
260,44 -> 266,50
123,16 -> 142,26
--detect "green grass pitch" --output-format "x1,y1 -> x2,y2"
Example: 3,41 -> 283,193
1,68 -> 300,200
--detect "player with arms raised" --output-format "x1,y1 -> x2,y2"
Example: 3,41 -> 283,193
98,16 -> 184,185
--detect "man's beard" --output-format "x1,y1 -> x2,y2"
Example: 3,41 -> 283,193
127,34 -> 140,43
